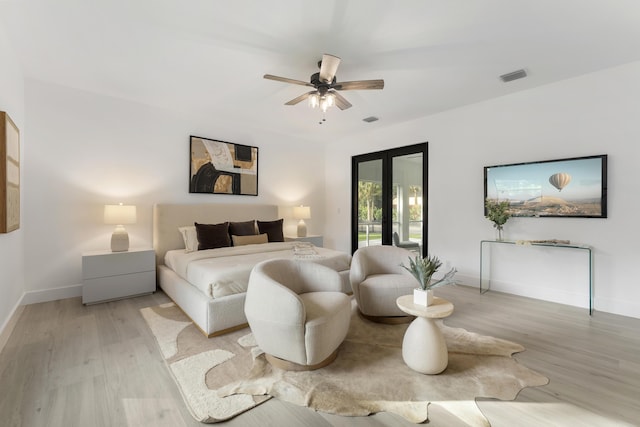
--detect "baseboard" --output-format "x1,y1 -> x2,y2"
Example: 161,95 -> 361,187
21,284 -> 83,305
0,296 -> 25,354
459,274 -> 640,320
592,296 -> 640,320
454,274 -> 479,289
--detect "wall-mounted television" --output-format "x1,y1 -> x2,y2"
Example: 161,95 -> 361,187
484,154 -> 607,218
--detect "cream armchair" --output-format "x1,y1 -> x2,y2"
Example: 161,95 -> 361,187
245,259 -> 352,370
350,245 -> 419,323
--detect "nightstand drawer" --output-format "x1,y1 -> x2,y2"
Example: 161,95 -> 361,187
82,248 -> 156,304
82,249 -> 155,279
82,270 -> 156,304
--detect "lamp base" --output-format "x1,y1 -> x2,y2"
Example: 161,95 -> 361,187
297,220 -> 307,238
111,226 -> 130,252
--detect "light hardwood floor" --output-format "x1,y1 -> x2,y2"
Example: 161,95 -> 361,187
1,285 -> 638,427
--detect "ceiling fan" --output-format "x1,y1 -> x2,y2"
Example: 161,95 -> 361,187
264,53 -> 384,112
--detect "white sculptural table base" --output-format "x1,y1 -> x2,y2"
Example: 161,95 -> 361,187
396,295 -> 454,374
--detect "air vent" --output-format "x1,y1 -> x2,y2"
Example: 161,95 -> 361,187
363,116 -> 379,123
500,69 -> 527,83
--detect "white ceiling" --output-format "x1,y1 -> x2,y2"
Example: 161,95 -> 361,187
2,0 -> 640,142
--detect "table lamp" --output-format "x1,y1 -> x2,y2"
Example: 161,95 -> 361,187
104,203 -> 137,252
293,205 -> 311,237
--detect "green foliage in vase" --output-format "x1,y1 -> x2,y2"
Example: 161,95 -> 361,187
400,254 -> 457,290
485,199 -> 511,229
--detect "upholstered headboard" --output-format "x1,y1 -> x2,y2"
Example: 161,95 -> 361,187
152,203 -> 279,265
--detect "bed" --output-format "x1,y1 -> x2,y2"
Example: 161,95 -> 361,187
153,203 -> 352,337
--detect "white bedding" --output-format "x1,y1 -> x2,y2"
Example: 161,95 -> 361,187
164,241 -> 351,299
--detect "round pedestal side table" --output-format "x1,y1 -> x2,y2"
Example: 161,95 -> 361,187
396,295 -> 454,375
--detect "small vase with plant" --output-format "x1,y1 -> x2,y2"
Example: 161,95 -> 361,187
401,254 -> 457,306
485,198 -> 511,241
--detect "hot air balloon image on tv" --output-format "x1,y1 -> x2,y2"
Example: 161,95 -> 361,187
549,172 -> 571,192
484,155 -> 607,217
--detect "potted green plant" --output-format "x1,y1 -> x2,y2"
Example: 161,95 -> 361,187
401,254 -> 457,306
485,198 -> 511,241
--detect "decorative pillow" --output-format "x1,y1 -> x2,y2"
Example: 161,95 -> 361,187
194,222 -> 231,250
257,219 -> 284,242
232,233 -> 268,246
178,225 -> 198,252
229,220 -> 257,238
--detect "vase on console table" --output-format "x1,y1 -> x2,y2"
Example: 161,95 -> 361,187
485,198 -> 510,243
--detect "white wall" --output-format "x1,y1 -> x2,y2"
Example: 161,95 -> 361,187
22,79 -> 326,302
0,25 -> 25,338
325,61 -> 640,319
10,48 -> 640,320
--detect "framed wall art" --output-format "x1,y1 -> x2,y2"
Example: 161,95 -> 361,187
484,154 -> 607,218
189,135 -> 258,196
1,111 -> 20,233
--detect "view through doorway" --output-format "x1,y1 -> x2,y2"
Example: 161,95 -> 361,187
351,143 -> 427,255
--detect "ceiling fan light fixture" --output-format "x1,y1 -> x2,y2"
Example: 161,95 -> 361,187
320,93 -> 335,112
308,93 -> 320,108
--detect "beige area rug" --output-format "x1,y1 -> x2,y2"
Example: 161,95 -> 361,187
140,300 -> 548,426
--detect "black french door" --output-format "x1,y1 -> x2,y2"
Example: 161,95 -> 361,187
351,143 -> 428,255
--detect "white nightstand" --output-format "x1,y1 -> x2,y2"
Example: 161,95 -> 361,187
82,248 -> 156,304
284,235 -> 323,247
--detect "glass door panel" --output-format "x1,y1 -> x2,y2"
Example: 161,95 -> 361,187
356,159 -> 383,249
392,153 -> 423,256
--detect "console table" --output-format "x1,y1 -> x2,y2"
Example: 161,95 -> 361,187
480,240 -> 593,315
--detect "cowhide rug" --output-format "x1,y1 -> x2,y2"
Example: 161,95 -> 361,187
140,299 -> 548,425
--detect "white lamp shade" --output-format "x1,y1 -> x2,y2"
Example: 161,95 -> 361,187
293,206 -> 311,220
104,204 -> 137,225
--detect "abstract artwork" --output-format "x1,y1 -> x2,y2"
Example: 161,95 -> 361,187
189,136 -> 258,196
1,111 -> 20,233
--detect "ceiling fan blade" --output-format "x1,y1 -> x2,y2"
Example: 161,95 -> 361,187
332,91 -> 352,110
264,74 -> 314,87
319,54 -> 341,84
333,79 -> 385,91
285,91 -> 316,105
